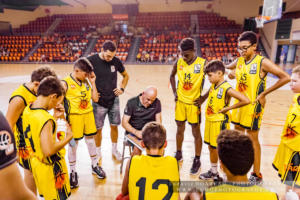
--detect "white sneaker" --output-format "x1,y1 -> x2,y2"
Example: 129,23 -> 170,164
112,149 -> 122,161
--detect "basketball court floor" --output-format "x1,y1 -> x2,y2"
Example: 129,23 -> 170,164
0,63 -> 295,199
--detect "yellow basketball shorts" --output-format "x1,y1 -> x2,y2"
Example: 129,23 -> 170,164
273,142 -> 300,188
31,157 -> 71,200
175,100 -> 201,124
14,130 -> 33,170
69,111 -> 97,140
231,101 -> 264,131
204,118 -> 230,148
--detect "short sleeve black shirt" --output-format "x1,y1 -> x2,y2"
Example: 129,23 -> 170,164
0,111 -> 17,170
87,53 -> 125,108
124,94 -> 161,132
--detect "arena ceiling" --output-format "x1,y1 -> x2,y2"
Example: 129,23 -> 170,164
0,0 -> 68,12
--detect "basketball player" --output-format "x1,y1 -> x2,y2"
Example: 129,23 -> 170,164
0,111 -> 37,200
62,58 -> 106,189
273,65 -> 300,198
120,122 -> 179,200
226,31 -> 290,183
170,37 -> 206,174
6,66 -> 57,194
199,60 -> 250,180
185,130 -> 278,200
22,76 -> 72,200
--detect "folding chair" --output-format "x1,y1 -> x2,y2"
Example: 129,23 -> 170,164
120,134 -> 143,174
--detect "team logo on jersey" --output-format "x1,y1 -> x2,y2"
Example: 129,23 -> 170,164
284,124 -> 298,139
238,65 -> 242,69
0,130 -> 14,155
250,63 -> 257,74
217,88 -> 224,99
111,65 -> 116,72
179,65 -> 183,70
70,84 -> 76,89
194,64 -> 201,73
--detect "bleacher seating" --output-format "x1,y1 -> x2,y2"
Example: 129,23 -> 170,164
29,34 -> 88,62
92,34 -> 131,62
14,16 -> 56,34
137,31 -> 189,63
54,14 -> 112,33
199,32 -> 240,62
196,11 -> 241,29
0,35 -> 40,61
135,12 -> 190,31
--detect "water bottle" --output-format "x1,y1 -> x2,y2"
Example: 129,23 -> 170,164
286,189 -> 299,200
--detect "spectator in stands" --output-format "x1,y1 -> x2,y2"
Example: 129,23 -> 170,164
145,52 -> 150,62
136,52 -> 141,62
87,40 -> 129,162
159,53 -> 164,63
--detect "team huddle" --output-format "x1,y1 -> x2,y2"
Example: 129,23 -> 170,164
1,31 -> 299,199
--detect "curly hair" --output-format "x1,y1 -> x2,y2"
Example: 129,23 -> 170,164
179,38 -> 195,52
217,129 -> 254,175
238,31 -> 257,45
31,65 -> 57,82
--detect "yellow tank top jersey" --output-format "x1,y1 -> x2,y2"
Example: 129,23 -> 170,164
206,81 -> 232,121
280,94 -> 300,151
235,55 -> 266,102
22,106 -> 65,164
128,155 -> 179,200
204,183 -> 278,200
9,84 -> 36,158
63,75 -> 92,114
177,57 -> 206,104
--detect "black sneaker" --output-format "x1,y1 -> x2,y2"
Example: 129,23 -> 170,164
190,157 -> 201,175
92,165 -> 106,179
174,151 -> 183,162
70,171 -> 79,189
249,172 -> 263,184
199,170 -> 219,180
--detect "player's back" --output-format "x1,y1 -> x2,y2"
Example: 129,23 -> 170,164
128,155 -> 179,200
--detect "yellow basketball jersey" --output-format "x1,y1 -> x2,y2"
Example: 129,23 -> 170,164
205,81 -> 232,121
176,57 -> 206,104
63,75 -> 92,114
22,105 -> 65,164
280,94 -> 300,151
235,55 -> 266,102
204,183 -> 278,200
9,84 -> 36,154
128,155 -> 179,200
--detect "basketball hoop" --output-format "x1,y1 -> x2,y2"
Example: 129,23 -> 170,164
255,16 -> 271,28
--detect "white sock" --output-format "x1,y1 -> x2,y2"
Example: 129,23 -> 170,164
68,143 -> 78,172
85,137 -> 98,168
211,163 -> 218,174
96,147 -> 101,157
112,143 -> 117,151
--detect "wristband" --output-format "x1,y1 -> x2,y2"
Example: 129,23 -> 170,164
120,88 -> 125,92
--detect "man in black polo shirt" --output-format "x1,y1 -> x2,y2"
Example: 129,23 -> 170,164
88,40 -> 129,162
0,111 -> 37,199
122,86 -> 162,155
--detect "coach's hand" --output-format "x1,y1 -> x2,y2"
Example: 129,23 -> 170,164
113,88 -> 124,96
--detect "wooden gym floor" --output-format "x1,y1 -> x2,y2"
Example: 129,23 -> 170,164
0,63 -> 295,199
